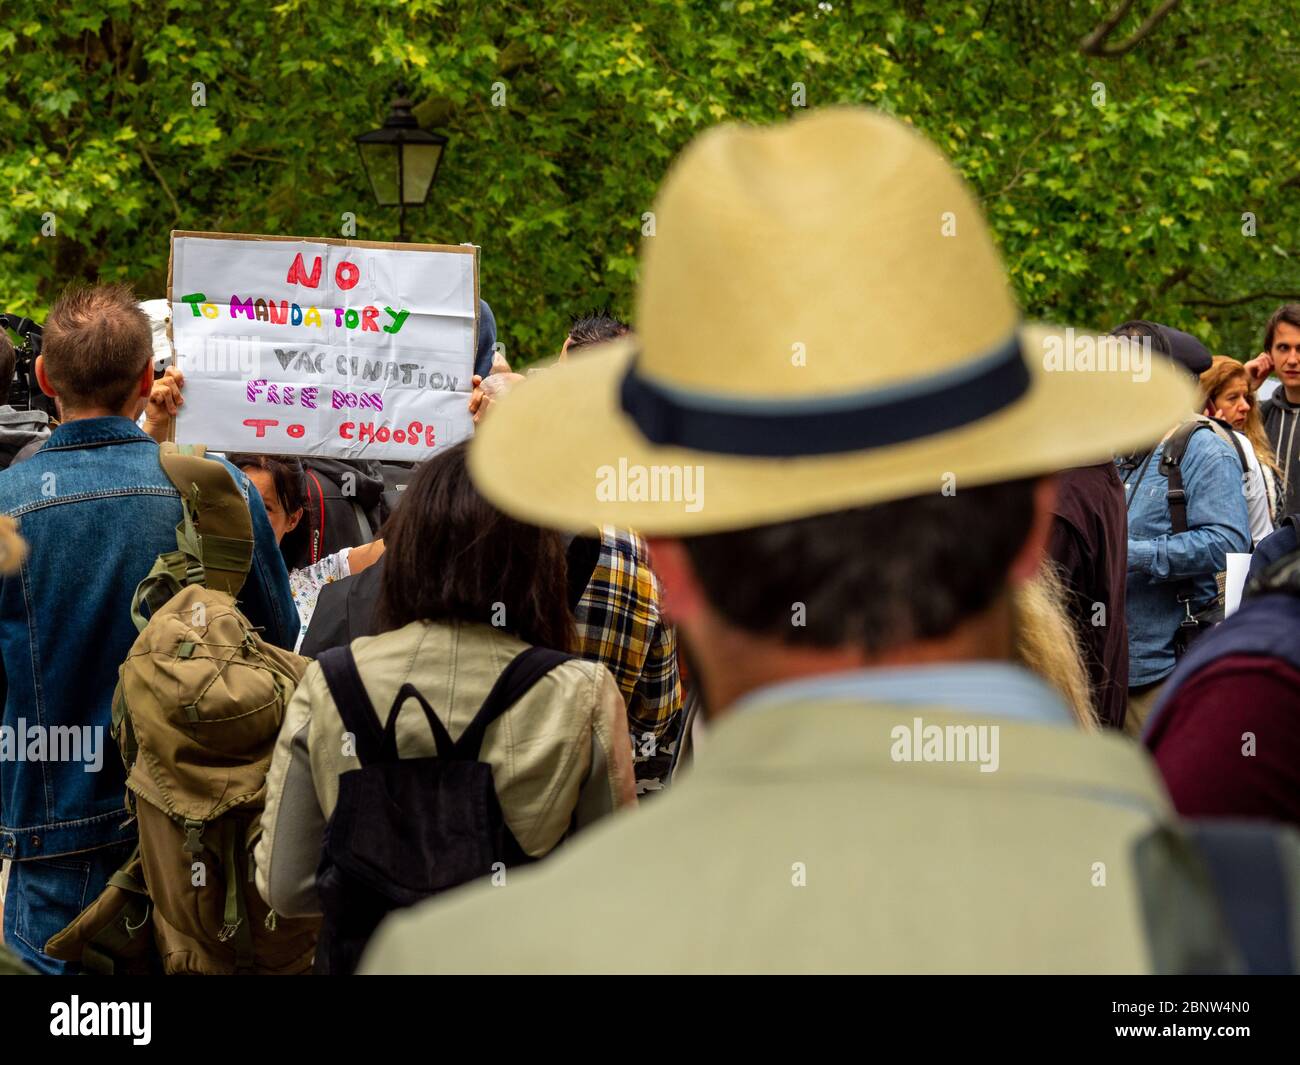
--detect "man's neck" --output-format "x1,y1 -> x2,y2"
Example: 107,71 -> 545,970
694,599 -> 1014,719
56,407 -> 134,424
1284,382 -> 1300,406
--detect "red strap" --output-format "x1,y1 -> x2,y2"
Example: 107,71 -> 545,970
306,470 -> 326,564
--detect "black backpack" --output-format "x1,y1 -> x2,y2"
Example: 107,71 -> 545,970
313,643 -> 573,975
283,459 -> 389,572
1136,819 -> 1300,974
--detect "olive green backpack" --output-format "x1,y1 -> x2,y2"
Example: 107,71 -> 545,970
46,443 -> 318,974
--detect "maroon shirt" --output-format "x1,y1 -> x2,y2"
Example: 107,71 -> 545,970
1048,463 -> 1129,729
1146,654 -> 1300,829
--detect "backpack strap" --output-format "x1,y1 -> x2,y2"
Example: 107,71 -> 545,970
128,552 -> 196,632
52,846 -> 156,976
1120,446 -> 1157,512
1159,420 -> 1216,634
128,445 -> 256,630
1182,820 -> 1298,974
1158,420 -> 1212,536
305,469 -> 327,564
157,443 -> 255,597
217,820 -> 255,972
456,647 -> 575,759
319,646 -> 459,765
1206,415 -> 1251,474
89,858 -> 153,974
317,646 -> 387,766
381,685 -> 456,763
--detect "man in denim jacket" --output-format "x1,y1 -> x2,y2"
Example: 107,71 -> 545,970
0,284 -> 298,973
1114,321 -> 1251,734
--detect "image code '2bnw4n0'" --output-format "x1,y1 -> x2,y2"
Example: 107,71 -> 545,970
0,2 -> 1298,1044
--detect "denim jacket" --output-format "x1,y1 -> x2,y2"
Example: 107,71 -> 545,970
1117,428 -> 1251,687
0,418 -> 298,859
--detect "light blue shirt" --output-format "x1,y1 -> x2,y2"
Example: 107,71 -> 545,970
733,661 -> 1075,726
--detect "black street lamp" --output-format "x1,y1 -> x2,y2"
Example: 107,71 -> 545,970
356,83 -> 448,241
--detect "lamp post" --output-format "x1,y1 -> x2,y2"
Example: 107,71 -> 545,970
355,83 -> 448,241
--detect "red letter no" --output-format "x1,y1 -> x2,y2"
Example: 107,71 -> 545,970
286,253 -> 323,288
335,261 -> 360,290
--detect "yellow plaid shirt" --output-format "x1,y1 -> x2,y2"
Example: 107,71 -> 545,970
572,528 -> 683,784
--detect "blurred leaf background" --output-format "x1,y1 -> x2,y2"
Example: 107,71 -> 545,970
3,0 -> 1298,363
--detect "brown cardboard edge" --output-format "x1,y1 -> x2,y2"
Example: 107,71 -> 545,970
165,234 -> 177,441
169,229 -> 475,256
472,244 -> 481,375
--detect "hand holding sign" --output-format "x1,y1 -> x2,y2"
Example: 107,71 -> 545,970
143,366 -> 185,443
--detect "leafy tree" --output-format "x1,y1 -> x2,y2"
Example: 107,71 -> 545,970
2,0 -> 1297,362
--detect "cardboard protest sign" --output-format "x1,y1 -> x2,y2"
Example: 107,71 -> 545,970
168,231 -> 477,460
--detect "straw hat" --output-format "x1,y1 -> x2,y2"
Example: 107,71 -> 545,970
470,107 -> 1192,534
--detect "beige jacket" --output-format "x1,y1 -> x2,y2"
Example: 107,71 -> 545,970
359,696 -> 1223,974
254,619 -> 636,917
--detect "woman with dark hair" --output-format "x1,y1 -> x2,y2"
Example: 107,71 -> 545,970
254,442 -> 636,924
228,453 -> 385,644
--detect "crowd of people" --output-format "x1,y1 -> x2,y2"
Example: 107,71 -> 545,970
0,106 -> 1297,975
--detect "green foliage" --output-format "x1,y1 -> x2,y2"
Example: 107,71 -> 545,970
2,0 -> 1298,361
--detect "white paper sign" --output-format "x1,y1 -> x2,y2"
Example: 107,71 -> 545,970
1224,552 -> 1252,617
168,231 -> 477,460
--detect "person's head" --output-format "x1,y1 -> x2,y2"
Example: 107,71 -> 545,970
1263,303 -> 1300,390
1158,324 -> 1213,380
560,312 -> 630,361
1199,356 -> 1253,430
35,283 -> 153,418
476,298 -> 498,373
1111,321 -> 1215,401
468,109 -> 1194,715
0,328 -> 14,394
649,476 -> 1057,713
1108,320 -> 1170,353
379,441 -> 574,649
228,454 -> 306,546
1199,356 -> 1284,482
1108,318 -> 1185,382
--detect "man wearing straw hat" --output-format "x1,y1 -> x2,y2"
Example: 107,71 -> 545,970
360,108 -> 1241,973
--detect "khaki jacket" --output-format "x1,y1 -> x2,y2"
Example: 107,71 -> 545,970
255,619 -> 636,917
359,697 -> 1205,974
